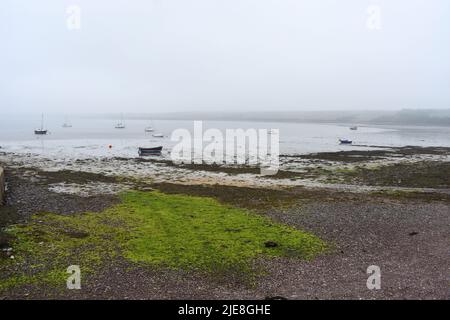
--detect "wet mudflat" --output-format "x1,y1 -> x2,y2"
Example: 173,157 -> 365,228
0,146 -> 449,299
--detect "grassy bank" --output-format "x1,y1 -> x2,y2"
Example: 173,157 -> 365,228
0,191 -> 326,292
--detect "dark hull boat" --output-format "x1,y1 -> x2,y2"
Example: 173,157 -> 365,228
34,113 -> 48,135
339,139 -> 352,144
138,146 -> 163,156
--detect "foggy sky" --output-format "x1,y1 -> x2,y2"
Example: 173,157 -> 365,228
1,0 -> 449,113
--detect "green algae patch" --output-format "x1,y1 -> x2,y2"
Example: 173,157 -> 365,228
123,192 -> 326,272
0,191 -> 326,291
0,205 -> 134,291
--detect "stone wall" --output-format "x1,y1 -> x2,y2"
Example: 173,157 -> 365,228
0,167 -> 4,204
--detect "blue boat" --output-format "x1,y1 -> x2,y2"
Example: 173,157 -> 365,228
339,139 -> 352,144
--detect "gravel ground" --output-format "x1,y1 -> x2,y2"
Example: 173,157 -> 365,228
2,168 -> 120,221
259,200 -> 450,299
1,166 -> 449,300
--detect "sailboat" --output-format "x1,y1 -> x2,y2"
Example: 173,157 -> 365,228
62,116 -> 72,128
145,120 -> 154,132
115,114 -> 126,129
34,114 -> 48,135
146,120 -> 162,136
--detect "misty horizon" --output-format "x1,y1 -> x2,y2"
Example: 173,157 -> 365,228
2,108 -> 450,127
1,0 -> 450,114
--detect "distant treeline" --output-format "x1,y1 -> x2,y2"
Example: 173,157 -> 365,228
88,109 -> 450,127
371,109 -> 450,126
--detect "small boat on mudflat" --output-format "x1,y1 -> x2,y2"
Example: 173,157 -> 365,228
138,146 -> 163,156
339,139 -> 352,144
349,126 -> 358,130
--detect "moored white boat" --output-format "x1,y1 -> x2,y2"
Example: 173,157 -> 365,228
152,133 -> 164,138
62,116 -> 72,128
115,113 -> 126,129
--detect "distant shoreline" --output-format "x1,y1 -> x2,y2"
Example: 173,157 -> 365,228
79,109 -> 450,127
2,109 -> 450,127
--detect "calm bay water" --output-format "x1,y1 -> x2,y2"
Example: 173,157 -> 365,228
0,114 -> 449,159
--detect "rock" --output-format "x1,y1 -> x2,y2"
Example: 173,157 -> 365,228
264,295 -> 288,300
264,241 -> 278,248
